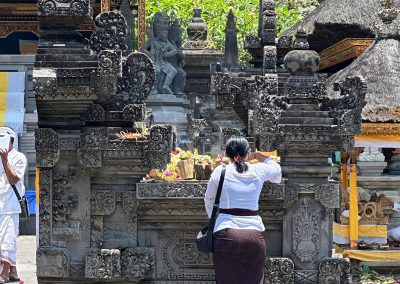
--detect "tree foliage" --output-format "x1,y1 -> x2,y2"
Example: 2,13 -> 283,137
145,0 -> 319,62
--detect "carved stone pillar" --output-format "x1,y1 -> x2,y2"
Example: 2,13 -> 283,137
357,147 -> 386,176
252,30 -> 365,283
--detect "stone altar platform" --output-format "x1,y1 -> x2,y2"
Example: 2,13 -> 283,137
146,94 -> 190,145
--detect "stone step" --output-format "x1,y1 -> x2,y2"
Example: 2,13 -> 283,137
35,54 -> 98,62
34,61 -> 98,68
287,103 -> 319,111
281,124 -> 337,130
279,116 -> 335,125
37,48 -> 91,55
281,110 -> 331,118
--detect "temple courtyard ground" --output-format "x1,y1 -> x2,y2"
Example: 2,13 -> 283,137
17,236 -> 37,284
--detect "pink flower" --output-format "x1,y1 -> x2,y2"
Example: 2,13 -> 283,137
164,171 -> 173,177
19,280 -> 25,284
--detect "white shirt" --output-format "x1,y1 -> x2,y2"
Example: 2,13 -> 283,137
204,158 -> 282,232
0,148 -> 27,214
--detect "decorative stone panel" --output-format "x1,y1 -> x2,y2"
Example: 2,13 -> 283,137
121,248 -> 155,279
318,258 -> 351,284
85,249 -> 121,279
264,257 -> 294,284
37,248 -> 70,278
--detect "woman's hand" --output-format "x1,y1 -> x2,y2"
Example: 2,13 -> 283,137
248,152 -> 270,163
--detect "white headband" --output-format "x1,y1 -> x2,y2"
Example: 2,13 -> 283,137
0,127 -> 16,138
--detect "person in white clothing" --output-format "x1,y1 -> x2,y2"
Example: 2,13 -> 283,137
0,127 -> 27,283
204,137 -> 281,284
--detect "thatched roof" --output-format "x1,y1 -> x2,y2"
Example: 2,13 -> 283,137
281,0 -> 400,52
327,37 -> 400,122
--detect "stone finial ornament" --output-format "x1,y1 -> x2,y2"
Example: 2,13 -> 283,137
224,9 -> 239,69
188,8 -> 207,40
376,0 -> 400,38
89,11 -> 128,53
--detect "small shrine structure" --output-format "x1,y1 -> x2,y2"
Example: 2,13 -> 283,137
326,0 -> 400,270
210,0 -> 367,282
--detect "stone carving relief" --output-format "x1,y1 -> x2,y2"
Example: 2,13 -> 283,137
293,205 -> 320,262
261,183 -> 285,200
113,52 -> 155,109
39,169 -> 52,246
333,76 -> 367,110
90,191 -> 116,215
295,270 -> 318,284
284,183 -> 340,209
136,182 -> 207,199
37,0 -> 92,17
77,149 -> 102,168
35,128 -> 60,168
210,73 -> 236,109
358,147 -> 385,162
90,216 -> 103,247
121,191 -> 137,240
187,111 -> 207,140
89,11 -> 128,53
52,169 -> 78,222
33,69 -> 57,100
97,50 -> 122,77
221,128 -> 241,150
144,125 -> 175,170
85,249 -> 121,279
318,258 -> 351,284
253,107 -> 280,135
81,127 -> 108,150
263,46 -> 277,74
341,200 -> 389,225
260,0 -> 276,44
121,248 -> 155,279
86,104 -> 106,122
264,257 -> 294,284
168,20 -> 187,95
140,12 -> 182,95
158,230 -> 214,280
122,104 -> 146,122
37,248 -> 70,278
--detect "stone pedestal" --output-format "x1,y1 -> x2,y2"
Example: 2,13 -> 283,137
183,49 -> 223,96
146,94 -> 190,144
357,147 -> 387,176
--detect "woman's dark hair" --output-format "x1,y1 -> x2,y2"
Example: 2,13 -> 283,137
225,137 -> 249,173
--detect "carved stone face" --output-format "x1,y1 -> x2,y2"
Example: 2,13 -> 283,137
153,13 -> 170,42
157,29 -> 169,42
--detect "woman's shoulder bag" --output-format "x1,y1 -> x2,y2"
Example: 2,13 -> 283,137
11,184 -> 29,219
196,166 -> 226,253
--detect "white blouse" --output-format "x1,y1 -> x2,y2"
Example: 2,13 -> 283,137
204,158 -> 282,232
0,148 -> 27,214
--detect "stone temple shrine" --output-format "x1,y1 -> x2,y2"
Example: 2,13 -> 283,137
32,0 -> 372,283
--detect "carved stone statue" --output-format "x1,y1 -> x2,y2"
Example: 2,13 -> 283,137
141,12 -> 178,95
168,20 -> 187,95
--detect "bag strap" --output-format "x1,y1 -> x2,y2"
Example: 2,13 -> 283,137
11,184 -> 22,201
1,160 -> 23,201
208,166 -> 226,230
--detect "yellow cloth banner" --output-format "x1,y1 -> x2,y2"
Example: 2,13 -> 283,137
333,223 -> 387,238
340,163 -> 347,191
349,164 -> 359,248
35,168 -> 40,204
336,247 -> 400,262
0,72 -> 7,124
